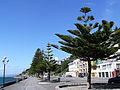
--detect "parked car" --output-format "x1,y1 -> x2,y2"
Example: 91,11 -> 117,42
43,73 -> 48,78
108,74 -> 120,84
66,75 -> 72,77
78,74 -> 84,78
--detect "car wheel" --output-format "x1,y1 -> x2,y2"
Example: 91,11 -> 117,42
111,82 -> 114,84
109,81 -> 114,84
108,81 -> 114,84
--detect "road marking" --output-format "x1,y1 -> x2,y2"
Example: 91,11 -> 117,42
26,86 -> 28,90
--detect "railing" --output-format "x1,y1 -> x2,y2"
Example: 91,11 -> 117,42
0,77 -> 27,88
0,84 -> 2,88
0,80 -> 16,88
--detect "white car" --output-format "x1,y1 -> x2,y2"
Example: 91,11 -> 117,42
43,73 -> 48,78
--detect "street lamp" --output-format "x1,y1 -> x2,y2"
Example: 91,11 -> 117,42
1,56 -> 9,88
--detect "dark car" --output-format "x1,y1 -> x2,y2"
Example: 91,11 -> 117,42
78,74 -> 84,78
108,74 -> 120,84
66,75 -> 72,77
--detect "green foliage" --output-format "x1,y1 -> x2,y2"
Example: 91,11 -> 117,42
45,43 -> 54,61
53,19 -> 119,60
22,69 -> 29,74
54,60 -> 70,76
80,7 -> 91,13
29,44 -> 58,79
61,60 -> 69,71
29,48 -> 46,75
52,7 -> 120,88
69,55 -> 78,60
54,64 -> 61,74
77,7 -> 94,24
44,43 -> 57,80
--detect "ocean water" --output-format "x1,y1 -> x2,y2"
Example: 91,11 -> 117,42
0,77 -> 16,84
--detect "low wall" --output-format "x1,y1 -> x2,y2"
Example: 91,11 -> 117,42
4,81 -> 16,87
0,77 -> 27,88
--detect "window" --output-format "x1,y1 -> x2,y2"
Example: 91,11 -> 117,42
92,73 -> 95,77
118,74 -> 120,77
102,65 -> 106,70
116,63 -> 120,69
112,72 -> 115,77
99,72 -> 101,77
83,64 -> 85,67
97,66 -> 100,70
102,72 -> 105,77
105,72 -> 109,77
110,72 -> 111,77
107,64 -> 112,68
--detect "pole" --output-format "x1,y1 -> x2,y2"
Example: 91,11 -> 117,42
87,58 -> 91,89
3,63 -> 5,88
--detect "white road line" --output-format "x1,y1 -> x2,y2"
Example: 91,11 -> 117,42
26,86 -> 28,90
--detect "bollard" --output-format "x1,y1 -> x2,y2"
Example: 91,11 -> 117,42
58,78 -> 60,82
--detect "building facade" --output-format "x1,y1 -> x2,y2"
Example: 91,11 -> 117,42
96,60 -> 120,78
91,59 -> 102,77
91,49 -> 120,78
66,59 -> 88,77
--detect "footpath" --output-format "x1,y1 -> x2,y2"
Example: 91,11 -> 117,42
1,77 -> 120,90
2,77 -> 47,90
1,77 -> 88,90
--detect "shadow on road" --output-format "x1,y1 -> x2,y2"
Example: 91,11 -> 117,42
92,83 -> 120,89
39,78 -> 70,83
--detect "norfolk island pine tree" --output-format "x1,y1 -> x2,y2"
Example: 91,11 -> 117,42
51,7 -> 120,89
45,43 -> 57,81
29,48 -> 46,77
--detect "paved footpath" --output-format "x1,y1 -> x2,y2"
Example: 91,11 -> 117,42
3,77 -> 48,90
1,77 -> 115,90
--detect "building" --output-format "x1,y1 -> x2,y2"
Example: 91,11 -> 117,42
66,59 -> 88,77
91,61 -> 97,77
96,60 -> 120,78
91,59 -> 102,77
93,49 -> 120,78
91,49 -> 120,78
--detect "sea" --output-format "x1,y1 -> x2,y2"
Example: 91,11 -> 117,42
0,77 -> 17,87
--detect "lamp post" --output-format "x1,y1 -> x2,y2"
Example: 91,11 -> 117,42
1,56 -> 9,88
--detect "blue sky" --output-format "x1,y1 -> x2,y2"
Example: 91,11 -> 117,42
0,0 -> 120,76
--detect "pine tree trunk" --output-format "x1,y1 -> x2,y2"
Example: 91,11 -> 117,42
85,13 -> 87,24
87,58 -> 91,89
41,72 -> 43,80
48,70 -> 50,81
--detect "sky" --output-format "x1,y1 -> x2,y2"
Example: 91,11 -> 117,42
0,0 -> 120,76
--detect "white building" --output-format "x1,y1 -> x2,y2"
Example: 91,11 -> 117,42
95,49 -> 120,78
96,60 -> 120,78
66,59 -> 88,77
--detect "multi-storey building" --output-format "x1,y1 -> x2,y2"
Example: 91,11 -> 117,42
66,59 -> 88,77
92,49 -> 120,78
96,60 -> 120,78
91,59 -> 102,77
